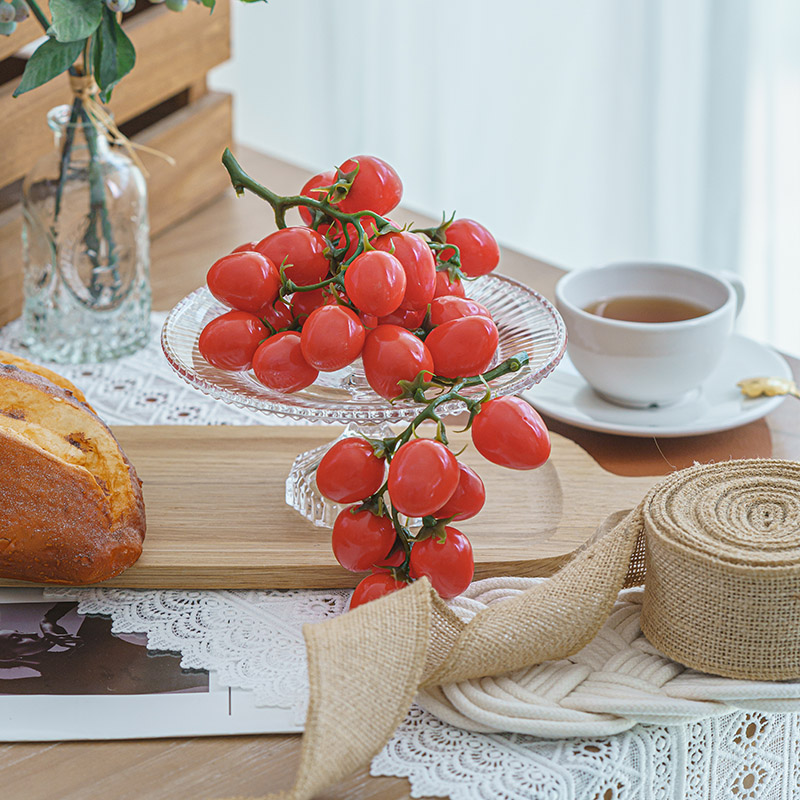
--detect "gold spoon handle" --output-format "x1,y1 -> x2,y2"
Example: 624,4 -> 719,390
738,377 -> 800,400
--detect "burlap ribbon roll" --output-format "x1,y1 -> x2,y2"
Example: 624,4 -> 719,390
640,459 -> 800,679
226,459 -> 800,800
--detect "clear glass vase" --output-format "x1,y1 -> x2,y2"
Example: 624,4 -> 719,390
21,104 -> 151,363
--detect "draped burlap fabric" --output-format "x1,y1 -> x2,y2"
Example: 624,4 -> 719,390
225,459 -> 800,800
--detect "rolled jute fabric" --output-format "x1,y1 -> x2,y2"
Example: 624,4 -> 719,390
640,459 -> 800,680
226,458 -> 800,800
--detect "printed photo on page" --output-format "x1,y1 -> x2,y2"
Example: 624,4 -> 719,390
0,590 -> 302,741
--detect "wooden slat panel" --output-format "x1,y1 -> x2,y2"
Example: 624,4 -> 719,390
139,91 -> 232,236
0,0 -> 230,188
0,92 -> 233,326
0,202 -> 23,326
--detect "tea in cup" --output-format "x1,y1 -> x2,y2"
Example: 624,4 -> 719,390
554,262 -> 745,407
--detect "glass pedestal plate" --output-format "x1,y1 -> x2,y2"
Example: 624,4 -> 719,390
161,273 -> 567,528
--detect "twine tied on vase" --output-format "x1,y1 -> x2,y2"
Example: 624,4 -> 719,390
68,73 -> 175,176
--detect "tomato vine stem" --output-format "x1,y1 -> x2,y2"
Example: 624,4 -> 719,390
366,351 -> 530,580
382,352 -> 530,454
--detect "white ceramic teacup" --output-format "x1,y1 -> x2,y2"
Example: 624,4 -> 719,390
555,262 -> 745,408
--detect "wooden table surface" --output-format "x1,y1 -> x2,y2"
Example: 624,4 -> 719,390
1,148 -> 797,800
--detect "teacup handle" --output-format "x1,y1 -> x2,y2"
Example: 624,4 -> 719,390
720,271 -> 746,317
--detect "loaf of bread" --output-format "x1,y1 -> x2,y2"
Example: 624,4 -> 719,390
0,363 -> 145,584
0,349 -> 90,406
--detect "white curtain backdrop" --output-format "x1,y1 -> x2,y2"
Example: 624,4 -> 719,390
211,0 -> 799,357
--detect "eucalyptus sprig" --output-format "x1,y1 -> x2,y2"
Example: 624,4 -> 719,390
6,0 -> 263,98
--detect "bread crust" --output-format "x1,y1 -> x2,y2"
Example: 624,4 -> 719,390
0,364 -> 145,584
0,350 -> 90,405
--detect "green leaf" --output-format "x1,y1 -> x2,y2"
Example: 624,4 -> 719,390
201,0 -> 215,8
13,37 -> 85,96
93,8 -> 136,103
50,0 -> 103,42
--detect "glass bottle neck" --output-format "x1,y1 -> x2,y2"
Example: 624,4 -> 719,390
53,127 -> 111,155
48,104 -> 111,156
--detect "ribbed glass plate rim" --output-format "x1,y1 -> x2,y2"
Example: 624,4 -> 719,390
161,273 -> 566,422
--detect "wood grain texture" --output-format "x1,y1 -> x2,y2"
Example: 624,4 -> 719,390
0,425 -> 656,589
0,202 -> 22,326
137,91 -> 233,234
0,0 -> 230,188
0,736 -> 413,800
0,1 -> 48,62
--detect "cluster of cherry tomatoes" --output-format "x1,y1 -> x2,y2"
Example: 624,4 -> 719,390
204,151 -> 553,608
198,154 -> 503,400
317,393 -> 550,608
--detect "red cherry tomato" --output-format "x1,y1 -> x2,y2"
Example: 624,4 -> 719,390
252,331 -> 318,393
471,396 -> 551,470
198,311 -> 267,371
301,305 -> 365,371
290,287 -> 337,322
337,155 -> 402,216
344,251 -> 407,317
261,299 -> 294,331
362,325 -> 434,400
255,227 -> 330,287
360,311 -> 379,329
434,270 -> 466,298
332,507 -> 396,572
441,218 -> 500,277
429,296 -> 491,326
231,241 -> 259,254
425,315 -> 499,378
378,306 -> 427,330
387,439 -> 459,517
316,437 -> 386,503
299,169 -> 336,226
409,526 -> 474,599
371,541 -> 405,573
373,231 -> 436,310
433,463 -> 485,521
206,252 -> 281,315
349,573 -> 406,610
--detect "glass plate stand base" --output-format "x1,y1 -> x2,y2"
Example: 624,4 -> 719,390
162,273 -> 567,527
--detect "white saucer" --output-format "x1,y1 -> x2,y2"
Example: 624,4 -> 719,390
523,334 -> 792,437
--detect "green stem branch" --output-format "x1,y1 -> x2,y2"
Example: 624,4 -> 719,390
24,0 -> 50,31
53,97 -> 81,224
221,148 -> 395,265
80,107 -> 120,301
384,352 -> 530,454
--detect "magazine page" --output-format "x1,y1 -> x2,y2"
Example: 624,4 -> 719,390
0,590 -> 302,741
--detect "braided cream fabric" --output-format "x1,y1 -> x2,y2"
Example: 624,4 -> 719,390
418,578 -> 800,737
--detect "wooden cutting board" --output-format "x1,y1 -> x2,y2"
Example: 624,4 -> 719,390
0,426 -> 660,589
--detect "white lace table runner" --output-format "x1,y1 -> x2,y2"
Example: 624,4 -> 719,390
2,314 -> 799,799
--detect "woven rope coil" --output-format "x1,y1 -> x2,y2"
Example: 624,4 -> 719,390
416,580 -> 800,737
